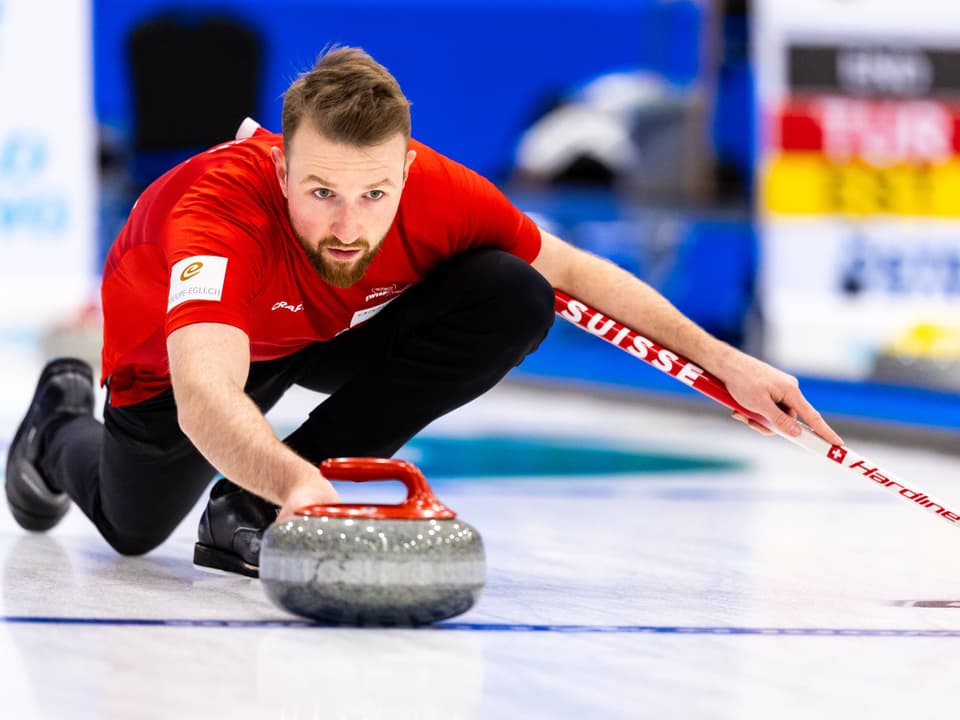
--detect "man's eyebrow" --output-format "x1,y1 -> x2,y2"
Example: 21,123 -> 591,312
302,174 -> 395,189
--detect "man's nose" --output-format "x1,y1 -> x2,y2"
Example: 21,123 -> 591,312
331,203 -> 361,245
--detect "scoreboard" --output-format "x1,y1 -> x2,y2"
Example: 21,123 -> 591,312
755,1 -> 960,389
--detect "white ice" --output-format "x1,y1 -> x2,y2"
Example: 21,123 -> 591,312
1,339 -> 959,720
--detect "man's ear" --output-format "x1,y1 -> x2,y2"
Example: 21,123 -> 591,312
402,149 -> 417,186
270,146 -> 288,198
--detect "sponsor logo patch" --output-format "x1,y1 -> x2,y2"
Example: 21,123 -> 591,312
168,255 -> 228,310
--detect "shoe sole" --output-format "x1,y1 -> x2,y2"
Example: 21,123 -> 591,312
4,358 -> 91,532
6,492 -> 69,532
193,542 -> 259,578
6,436 -> 72,532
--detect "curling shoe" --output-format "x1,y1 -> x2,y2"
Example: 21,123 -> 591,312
5,358 -> 94,531
194,478 -> 278,578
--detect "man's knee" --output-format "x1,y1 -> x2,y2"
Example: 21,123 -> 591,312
102,529 -> 170,557
96,504 -> 178,557
453,249 -> 556,344
504,257 -> 556,344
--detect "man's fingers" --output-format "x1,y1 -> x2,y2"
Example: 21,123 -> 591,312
731,411 -> 775,436
724,358 -> 841,444
747,419 -> 774,435
770,406 -> 803,436
781,387 -> 844,446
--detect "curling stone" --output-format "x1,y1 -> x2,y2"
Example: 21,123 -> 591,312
260,458 -> 485,626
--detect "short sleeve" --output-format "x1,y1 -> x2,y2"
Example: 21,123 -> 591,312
412,144 -> 542,263
162,172 -> 268,339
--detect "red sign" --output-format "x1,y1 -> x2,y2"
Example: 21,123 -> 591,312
773,98 -> 960,163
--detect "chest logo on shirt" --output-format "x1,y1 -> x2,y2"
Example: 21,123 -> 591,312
168,255 -> 228,311
272,301 -> 304,313
365,283 -> 409,302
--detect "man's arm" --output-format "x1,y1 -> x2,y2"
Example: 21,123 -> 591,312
531,229 -> 842,444
167,322 -> 340,519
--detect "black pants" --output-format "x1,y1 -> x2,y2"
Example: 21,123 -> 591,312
39,249 -> 555,555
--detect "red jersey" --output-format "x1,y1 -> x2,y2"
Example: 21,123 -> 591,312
101,130 -> 541,407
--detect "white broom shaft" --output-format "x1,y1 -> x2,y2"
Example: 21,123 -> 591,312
554,289 -> 960,528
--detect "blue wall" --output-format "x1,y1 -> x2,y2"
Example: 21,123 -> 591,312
94,0 -> 705,180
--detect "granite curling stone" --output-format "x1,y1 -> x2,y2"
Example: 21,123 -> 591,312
260,457 -> 485,626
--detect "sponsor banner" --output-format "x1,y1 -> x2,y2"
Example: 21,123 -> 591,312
0,0 -> 96,326
772,98 -> 960,161
762,153 -> 960,216
763,218 -> 960,298
753,0 -> 960,109
762,219 -> 960,380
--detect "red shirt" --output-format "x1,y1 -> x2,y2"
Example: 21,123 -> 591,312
101,130 -> 541,407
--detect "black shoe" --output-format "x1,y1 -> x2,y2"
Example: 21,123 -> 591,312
5,358 -> 94,532
194,478 -> 278,578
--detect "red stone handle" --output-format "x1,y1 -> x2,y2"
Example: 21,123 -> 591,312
294,457 -> 457,520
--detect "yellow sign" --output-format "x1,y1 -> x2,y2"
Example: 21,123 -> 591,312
762,153 -> 960,217
885,323 -> 960,361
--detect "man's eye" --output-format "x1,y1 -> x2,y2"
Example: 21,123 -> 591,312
314,189 -> 332,199
367,190 -> 385,200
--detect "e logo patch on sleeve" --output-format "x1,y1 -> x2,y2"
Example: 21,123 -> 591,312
168,256 -> 229,310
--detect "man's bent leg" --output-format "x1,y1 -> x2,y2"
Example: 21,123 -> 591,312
40,355 -> 303,557
40,390 -> 219,555
285,248 -> 556,462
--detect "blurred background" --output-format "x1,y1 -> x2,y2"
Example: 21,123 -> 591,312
1,0 -> 959,442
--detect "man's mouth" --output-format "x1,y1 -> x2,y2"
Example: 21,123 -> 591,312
324,247 -> 362,261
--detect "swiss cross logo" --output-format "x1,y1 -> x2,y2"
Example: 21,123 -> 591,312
828,445 -> 848,464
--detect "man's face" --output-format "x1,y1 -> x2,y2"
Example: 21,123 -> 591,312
272,125 -> 416,288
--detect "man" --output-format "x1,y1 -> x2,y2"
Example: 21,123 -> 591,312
5,47 -> 841,578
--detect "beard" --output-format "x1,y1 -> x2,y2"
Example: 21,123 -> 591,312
295,233 -> 383,288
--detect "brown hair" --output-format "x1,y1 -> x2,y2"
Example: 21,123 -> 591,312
281,46 -> 411,153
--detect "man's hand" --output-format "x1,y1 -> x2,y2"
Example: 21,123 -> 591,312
529,227 -> 843,447
717,351 -> 843,446
169,322 -> 346,511
277,472 -> 342,521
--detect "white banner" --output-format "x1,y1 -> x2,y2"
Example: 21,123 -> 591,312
763,219 -> 960,380
0,0 -> 96,328
754,0 -> 960,388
